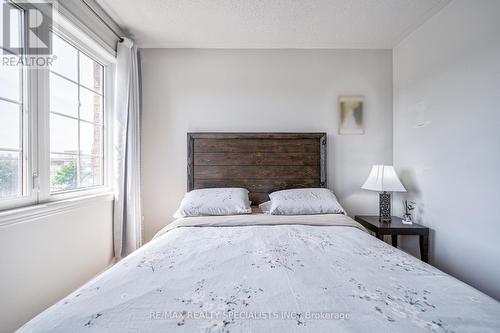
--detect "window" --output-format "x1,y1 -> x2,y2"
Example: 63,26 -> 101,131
0,1 -> 24,200
0,3 -> 113,211
49,34 -> 104,192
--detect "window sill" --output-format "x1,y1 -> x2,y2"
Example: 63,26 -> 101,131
0,192 -> 114,227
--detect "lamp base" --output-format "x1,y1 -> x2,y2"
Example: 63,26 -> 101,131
379,192 -> 391,222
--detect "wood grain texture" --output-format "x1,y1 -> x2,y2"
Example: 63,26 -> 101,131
194,153 -> 319,166
187,134 -> 195,191
193,179 -> 320,193
189,133 -> 326,139
187,133 -> 327,205
194,139 -> 319,153
249,192 -> 271,205
194,165 -> 319,179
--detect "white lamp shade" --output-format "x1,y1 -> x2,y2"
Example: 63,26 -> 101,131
361,165 -> 406,192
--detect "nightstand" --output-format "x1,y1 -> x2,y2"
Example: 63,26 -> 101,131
354,215 -> 430,263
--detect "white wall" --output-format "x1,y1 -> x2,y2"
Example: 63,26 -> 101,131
0,198 -> 114,332
141,49 -> 393,240
393,0 -> 500,300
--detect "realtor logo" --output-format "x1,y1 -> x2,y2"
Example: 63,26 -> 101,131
2,0 -> 53,55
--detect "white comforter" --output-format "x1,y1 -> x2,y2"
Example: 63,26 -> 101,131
19,214 -> 500,333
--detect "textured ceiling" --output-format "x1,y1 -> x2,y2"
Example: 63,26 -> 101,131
98,0 -> 451,49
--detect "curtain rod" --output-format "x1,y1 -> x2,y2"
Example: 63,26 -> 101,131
81,0 -> 125,43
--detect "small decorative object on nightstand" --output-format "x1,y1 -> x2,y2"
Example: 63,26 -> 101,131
361,165 -> 406,222
354,215 -> 430,263
402,200 -> 415,224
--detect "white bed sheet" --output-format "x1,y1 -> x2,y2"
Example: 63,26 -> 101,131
19,214 -> 500,332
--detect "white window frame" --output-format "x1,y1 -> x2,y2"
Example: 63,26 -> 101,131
0,7 -> 116,211
0,1 -> 37,210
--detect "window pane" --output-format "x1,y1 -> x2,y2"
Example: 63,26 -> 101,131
0,62 -> 21,101
0,1 -> 23,203
50,114 -> 78,154
50,74 -> 78,117
49,31 -> 106,194
51,34 -> 78,81
80,121 -> 101,156
80,155 -> 102,187
0,151 -> 20,198
80,87 -> 102,123
0,0 -> 4,48
80,53 -> 103,92
50,154 -> 77,192
0,100 -> 20,149
0,1 -> 22,53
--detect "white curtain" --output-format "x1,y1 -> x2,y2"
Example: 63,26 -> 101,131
113,38 -> 143,258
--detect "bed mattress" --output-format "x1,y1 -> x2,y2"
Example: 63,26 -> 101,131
18,214 -> 500,332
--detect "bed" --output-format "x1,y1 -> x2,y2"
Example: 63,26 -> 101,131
19,133 -> 500,333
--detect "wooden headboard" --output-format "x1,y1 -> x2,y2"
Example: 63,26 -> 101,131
187,132 -> 327,205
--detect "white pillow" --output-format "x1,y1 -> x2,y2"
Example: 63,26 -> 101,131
268,188 -> 345,215
174,188 -> 252,218
258,201 -> 272,214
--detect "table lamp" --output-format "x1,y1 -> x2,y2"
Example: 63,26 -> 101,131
361,165 -> 406,222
